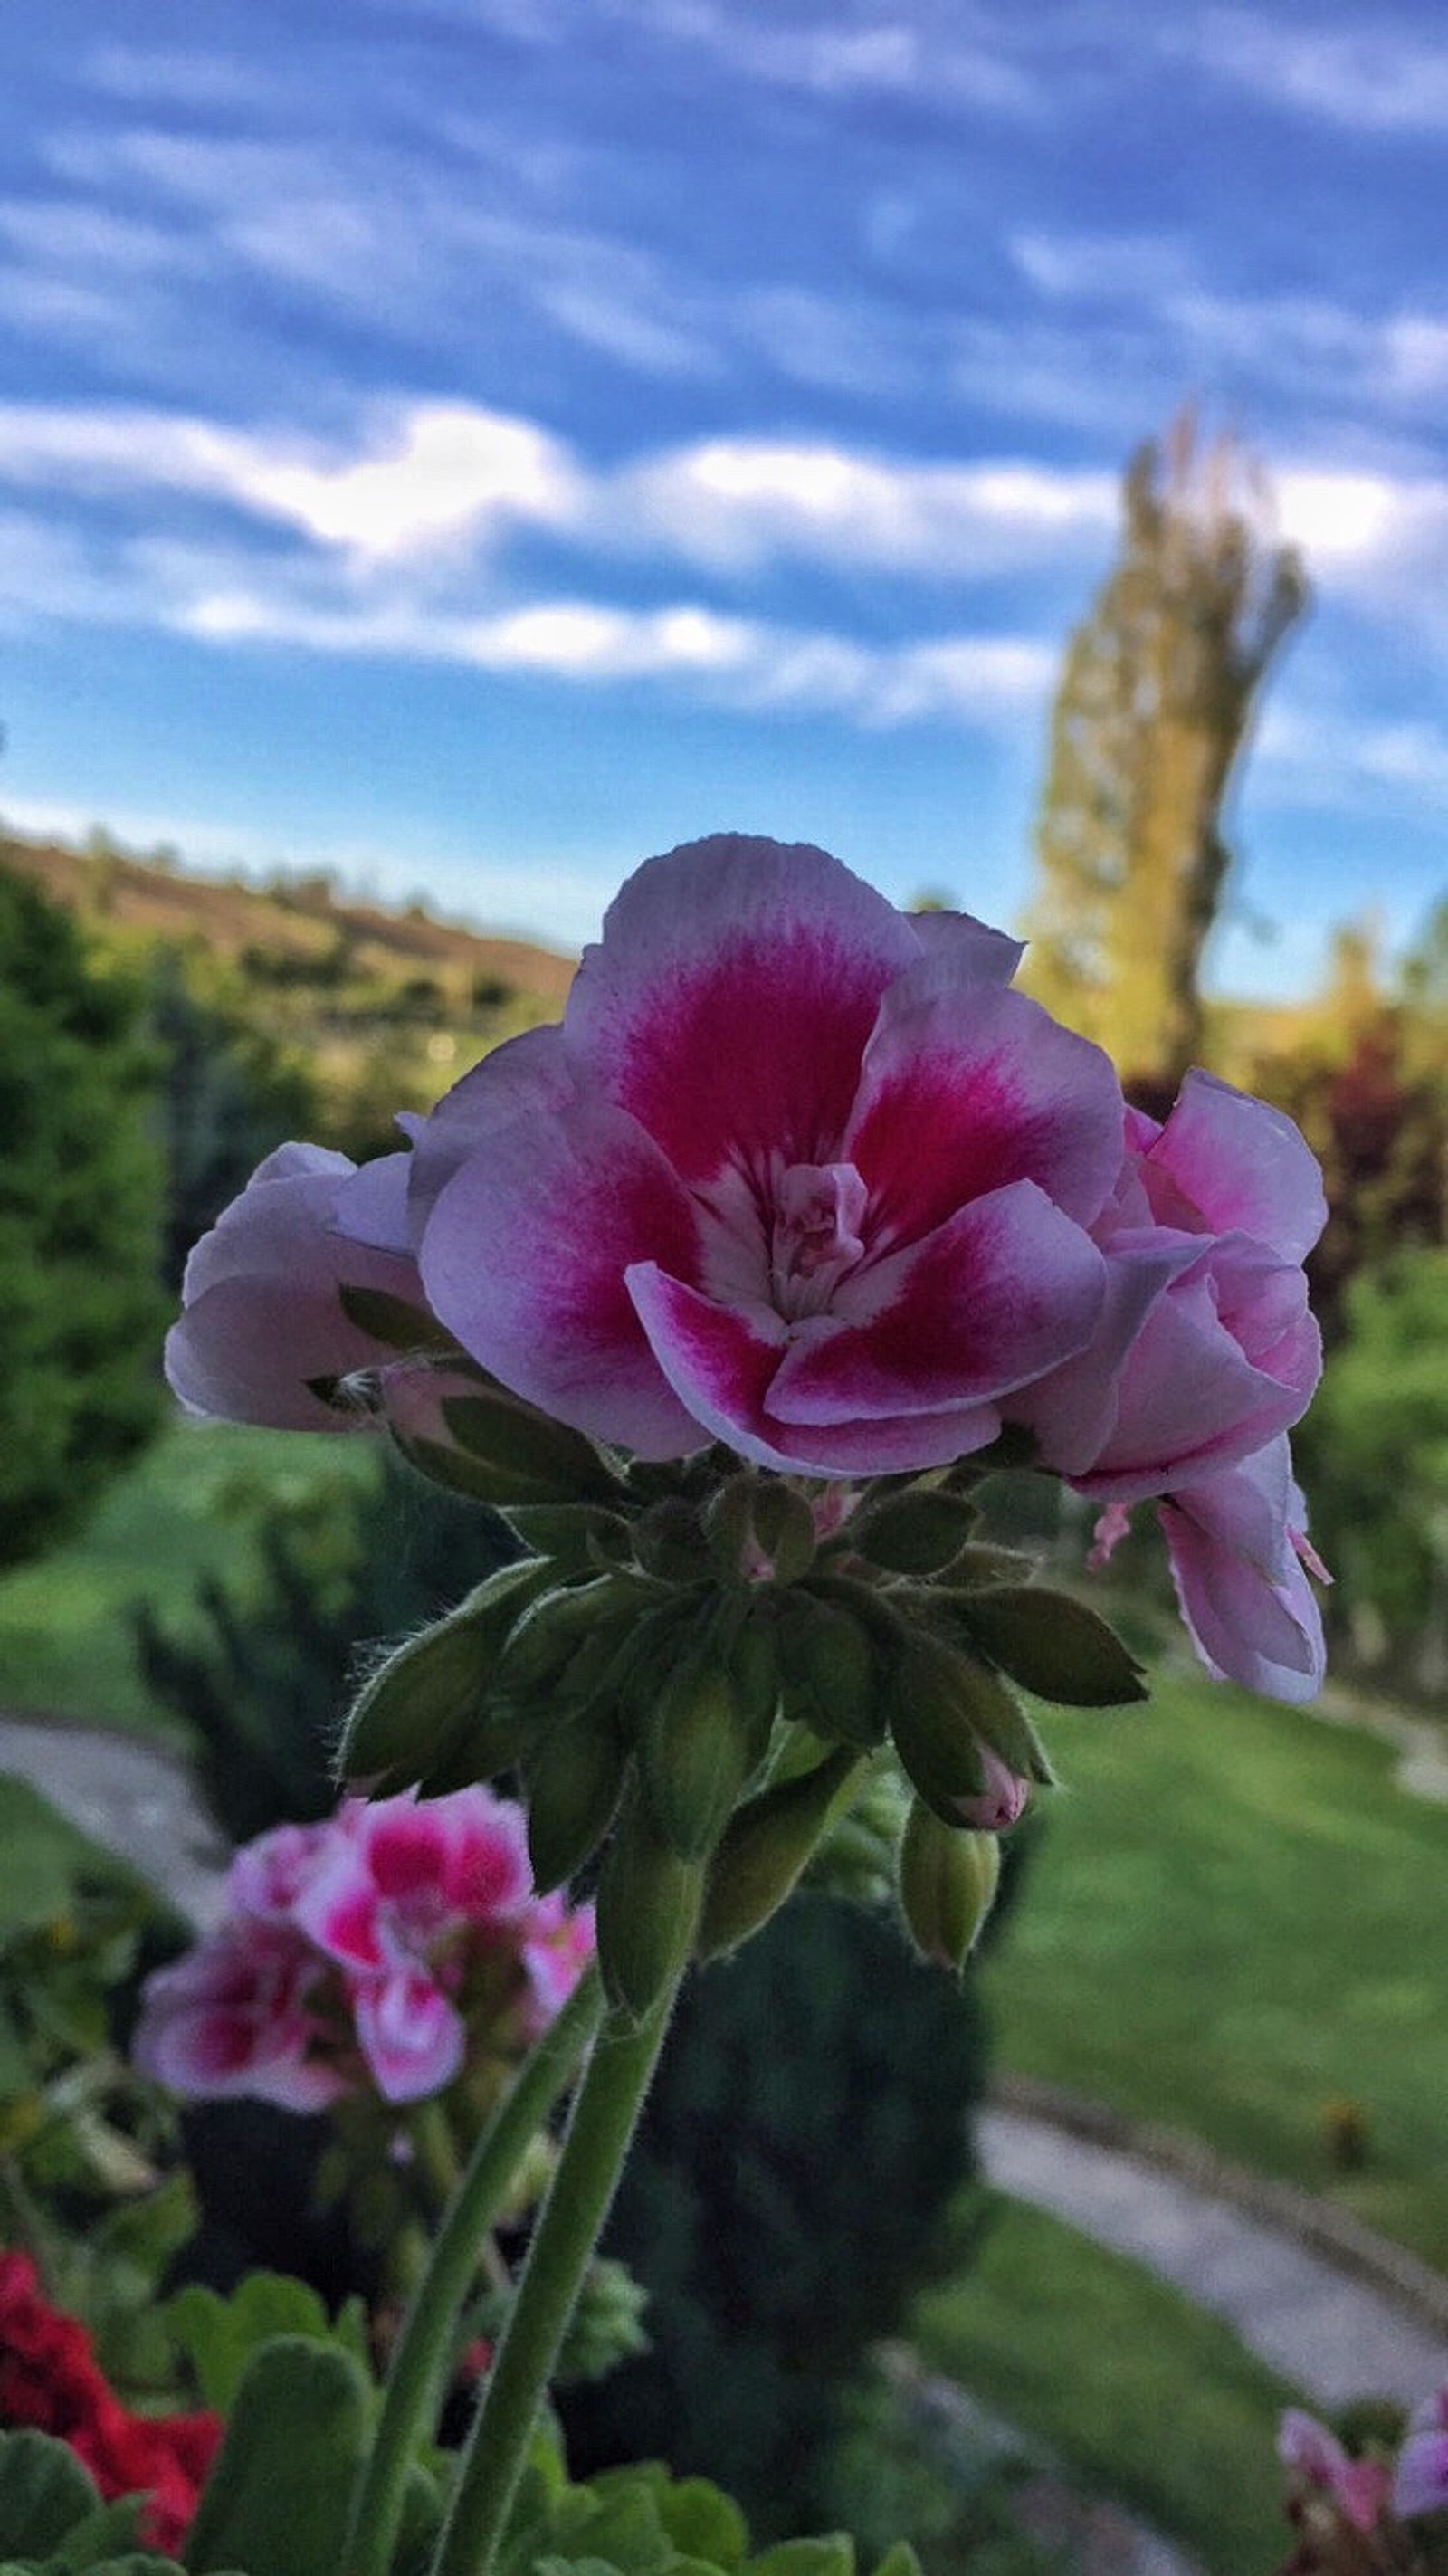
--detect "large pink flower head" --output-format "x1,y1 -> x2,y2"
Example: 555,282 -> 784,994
405,835 -> 1128,1475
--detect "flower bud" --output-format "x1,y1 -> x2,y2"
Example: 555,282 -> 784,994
436,1388 -> 623,1504
774,1589 -> 881,1749
338,1559 -> 556,1794
960,1585 -> 1147,1707
899,1801 -> 1001,1970
522,1711 -> 630,1893
639,1641 -> 762,1861
748,1480 -> 818,1584
852,1487 -> 979,1577
951,1741 -> 1030,1832
490,1572 -> 643,1718
696,1746 -> 862,1961
889,1633 -> 1026,1827
595,1784 -> 705,2024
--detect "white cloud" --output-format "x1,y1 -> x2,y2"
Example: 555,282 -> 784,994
1180,13 -> 1448,134
0,396 -> 1119,582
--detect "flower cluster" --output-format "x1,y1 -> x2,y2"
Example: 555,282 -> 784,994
134,1786 -> 595,2110
167,835 -> 1327,1702
1280,2394 -> 1448,2570
0,2249 -> 220,2553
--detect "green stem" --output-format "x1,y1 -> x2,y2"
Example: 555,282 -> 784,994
342,1966 -> 604,2576
429,1968 -> 690,2576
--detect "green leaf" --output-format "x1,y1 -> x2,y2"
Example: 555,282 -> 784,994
750,2542 -> 853,2576
869,2547 -> 923,2576
960,1586 -> 1148,1706
0,2433 -> 99,2559
165,2273 -> 358,2414
850,1490 -> 978,1577
439,1396 -> 622,1505
338,1560 -> 554,1793
655,2480 -> 748,2569
183,2337 -> 373,2576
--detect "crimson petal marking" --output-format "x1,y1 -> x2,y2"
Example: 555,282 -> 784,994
770,1184 -> 1106,1424
628,1264 -> 1003,1476
353,1972 -> 464,2104
846,984 -> 1124,1246
418,1090 -> 705,1457
566,835 -> 919,1183
1144,1069 -> 1327,1262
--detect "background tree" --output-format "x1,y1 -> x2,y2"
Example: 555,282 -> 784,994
1024,411 -> 1308,1107
0,864 -> 167,1567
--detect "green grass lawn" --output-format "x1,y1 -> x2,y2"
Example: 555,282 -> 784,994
913,2193 -> 1299,2575
980,1667 -> 1448,2265
0,1417 -> 377,1734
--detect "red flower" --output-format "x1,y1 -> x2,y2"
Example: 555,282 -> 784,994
0,2251 -> 221,2552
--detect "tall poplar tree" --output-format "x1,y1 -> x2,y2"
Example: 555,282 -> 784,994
1024,413 -> 1308,1103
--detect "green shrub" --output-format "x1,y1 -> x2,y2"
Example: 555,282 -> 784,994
0,867 -> 167,1568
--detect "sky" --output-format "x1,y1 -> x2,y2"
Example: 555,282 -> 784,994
2,2 -> 1447,996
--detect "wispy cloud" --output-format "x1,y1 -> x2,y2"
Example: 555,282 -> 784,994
1178,13 -> 1448,135
0,396 -> 1118,580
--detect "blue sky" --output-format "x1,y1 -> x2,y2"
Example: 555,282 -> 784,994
2,2 -> 1446,995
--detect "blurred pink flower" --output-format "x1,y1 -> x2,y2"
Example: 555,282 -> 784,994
135,1786 -> 592,2113
1278,2409 -> 1390,2534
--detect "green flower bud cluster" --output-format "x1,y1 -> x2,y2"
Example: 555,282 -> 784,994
338,1430 -> 1148,2012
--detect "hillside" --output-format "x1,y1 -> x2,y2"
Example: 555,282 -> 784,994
0,830 -> 577,1010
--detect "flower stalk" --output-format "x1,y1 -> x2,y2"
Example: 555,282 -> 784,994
428,1944 -> 698,2576
343,1965 -> 605,2576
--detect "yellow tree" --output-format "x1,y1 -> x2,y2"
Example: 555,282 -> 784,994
1023,413 -> 1307,1106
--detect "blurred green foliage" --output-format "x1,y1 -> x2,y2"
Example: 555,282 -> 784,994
0,867 -> 167,1569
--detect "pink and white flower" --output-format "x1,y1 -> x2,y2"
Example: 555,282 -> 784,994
134,1787 -> 593,2113
409,836 -> 1127,1475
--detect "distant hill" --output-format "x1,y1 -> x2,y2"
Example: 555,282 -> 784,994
0,829 -> 577,1012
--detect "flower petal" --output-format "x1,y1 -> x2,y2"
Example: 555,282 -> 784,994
1065,1240 -> 1319,1503
628,1263 -> 1004,1475
167,1149 -> 424,1430
772,1182 -> 1107,1422
1142,1069 -> 1328,1262
565,835 -> 919,1183
1161,1474 -> 1325,1703
845,983 -> 1125,1245
351,1970 -> 464,2103
418,1089 -> 706,1456
1393,2429 -> 1448,2523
